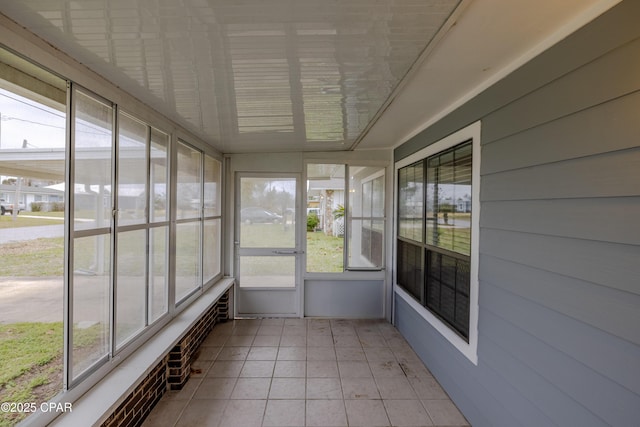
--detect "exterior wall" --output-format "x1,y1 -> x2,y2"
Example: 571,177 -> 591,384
305,280 -> 384,318
393,2 -> 640,426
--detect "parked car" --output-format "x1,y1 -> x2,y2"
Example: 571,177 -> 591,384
240,207 -> 282,224
0,199 -> 26,215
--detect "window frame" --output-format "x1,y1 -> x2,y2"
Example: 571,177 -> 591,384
304,161 -> 387,275
393,121 -> 480,365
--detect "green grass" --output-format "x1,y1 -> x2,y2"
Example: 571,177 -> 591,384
0,323 -> 63,387
0,322 -> 64,426
0,215 -> 63,229
0,238 -> 64,276
306,231 -> 344,272
240,222 -> 296,248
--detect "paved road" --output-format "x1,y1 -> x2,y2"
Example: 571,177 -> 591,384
0,224 -> 64,244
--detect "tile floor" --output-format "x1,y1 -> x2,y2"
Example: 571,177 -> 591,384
143,318 -> 470,427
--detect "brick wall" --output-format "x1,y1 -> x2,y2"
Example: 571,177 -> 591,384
101,288 -> 230,427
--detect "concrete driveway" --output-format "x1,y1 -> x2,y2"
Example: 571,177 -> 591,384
0,277 -> 63,323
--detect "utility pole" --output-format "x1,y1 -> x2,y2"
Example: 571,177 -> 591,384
12,139 -> 26,220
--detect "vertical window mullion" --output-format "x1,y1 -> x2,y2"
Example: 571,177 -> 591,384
64,81 -> 74,390
145,124 -> 151,327
110,105 -> 118,357
343,165 -> 350,271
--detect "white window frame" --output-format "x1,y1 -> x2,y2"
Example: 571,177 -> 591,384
393,120 -> 481,365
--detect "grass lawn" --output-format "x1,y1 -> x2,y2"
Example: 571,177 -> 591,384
306,231 -> 343,272
0,214 -> 63,229
0,238 -> 64,276
0,322 -> 63,427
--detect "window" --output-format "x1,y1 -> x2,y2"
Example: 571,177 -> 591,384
70,87 -> 113,381
395,121 -> 480,364
114,112 -> 171,349
349,168 -> 385,269
0,47 -> 224,423
69,92 -> 175,381
0,48 -> 67,425
306,163 -> 385,272
175,141 -> 203,302
175,143 -> 223,302
203,154 -> 222,283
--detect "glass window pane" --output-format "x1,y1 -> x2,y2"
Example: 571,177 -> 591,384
397,239 -> 422,302
150,128 -> 169,223
348,219 -> 384,269
398,162 -> 423,242
348,167 -> 384,269
204,219 -> 221,284
175,222 -> 202,302
116,229 -> 147,348
73,90 -> 112,231
117,112 -> 147,226
71,235 -> 110,380
204,155 -> 221,217
0,49 -> 67,421
240,256 -> 295,288
372,175 -> 384,217
149,226 -> 168,322
426,141 -> 472,255
306,164 -> 345,272
239,177 -> 295,248
176,142 -> 202,220
426,250 -> 470,339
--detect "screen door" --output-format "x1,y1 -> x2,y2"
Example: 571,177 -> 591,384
235,174 -> 302,316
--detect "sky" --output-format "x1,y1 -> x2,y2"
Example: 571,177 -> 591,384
0,87 -> 66,150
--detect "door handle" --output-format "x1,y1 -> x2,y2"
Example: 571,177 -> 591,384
273,250 -> 304,255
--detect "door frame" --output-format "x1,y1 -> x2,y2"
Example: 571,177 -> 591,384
234,172 -> 303,317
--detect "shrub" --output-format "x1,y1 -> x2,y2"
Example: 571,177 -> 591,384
30,202 -> 43,212
307,212 -> 319,231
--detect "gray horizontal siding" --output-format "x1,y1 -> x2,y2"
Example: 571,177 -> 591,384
480,198 -> 640,245
482,268 -> 640,396
394,295 -> 521,427
481,283 -> 640,426
393,1 -> 640,426
481,90 -> 640,174
480,255 -> 640,352
482,35 -> 640,144
478,325 -> 608,427
480,228 -> 640,297
481,147 -> 640,201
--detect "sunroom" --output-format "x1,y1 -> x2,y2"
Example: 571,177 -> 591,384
0,0 -> 638,426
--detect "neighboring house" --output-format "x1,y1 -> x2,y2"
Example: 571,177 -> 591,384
0,183 -> 64,212
307,181 -> 345,237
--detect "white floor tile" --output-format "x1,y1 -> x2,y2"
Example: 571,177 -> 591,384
306,399 -> 347,427
270,378 -> 306,399
145,319 -> 467,427
345,399 -> 390,426
263,399 -> 305,426
307,378 -> 343,399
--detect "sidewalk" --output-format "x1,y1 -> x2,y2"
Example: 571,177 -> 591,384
0,277 -> 63,323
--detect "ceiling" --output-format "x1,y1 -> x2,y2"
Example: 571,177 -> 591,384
0,0 -> 618,154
